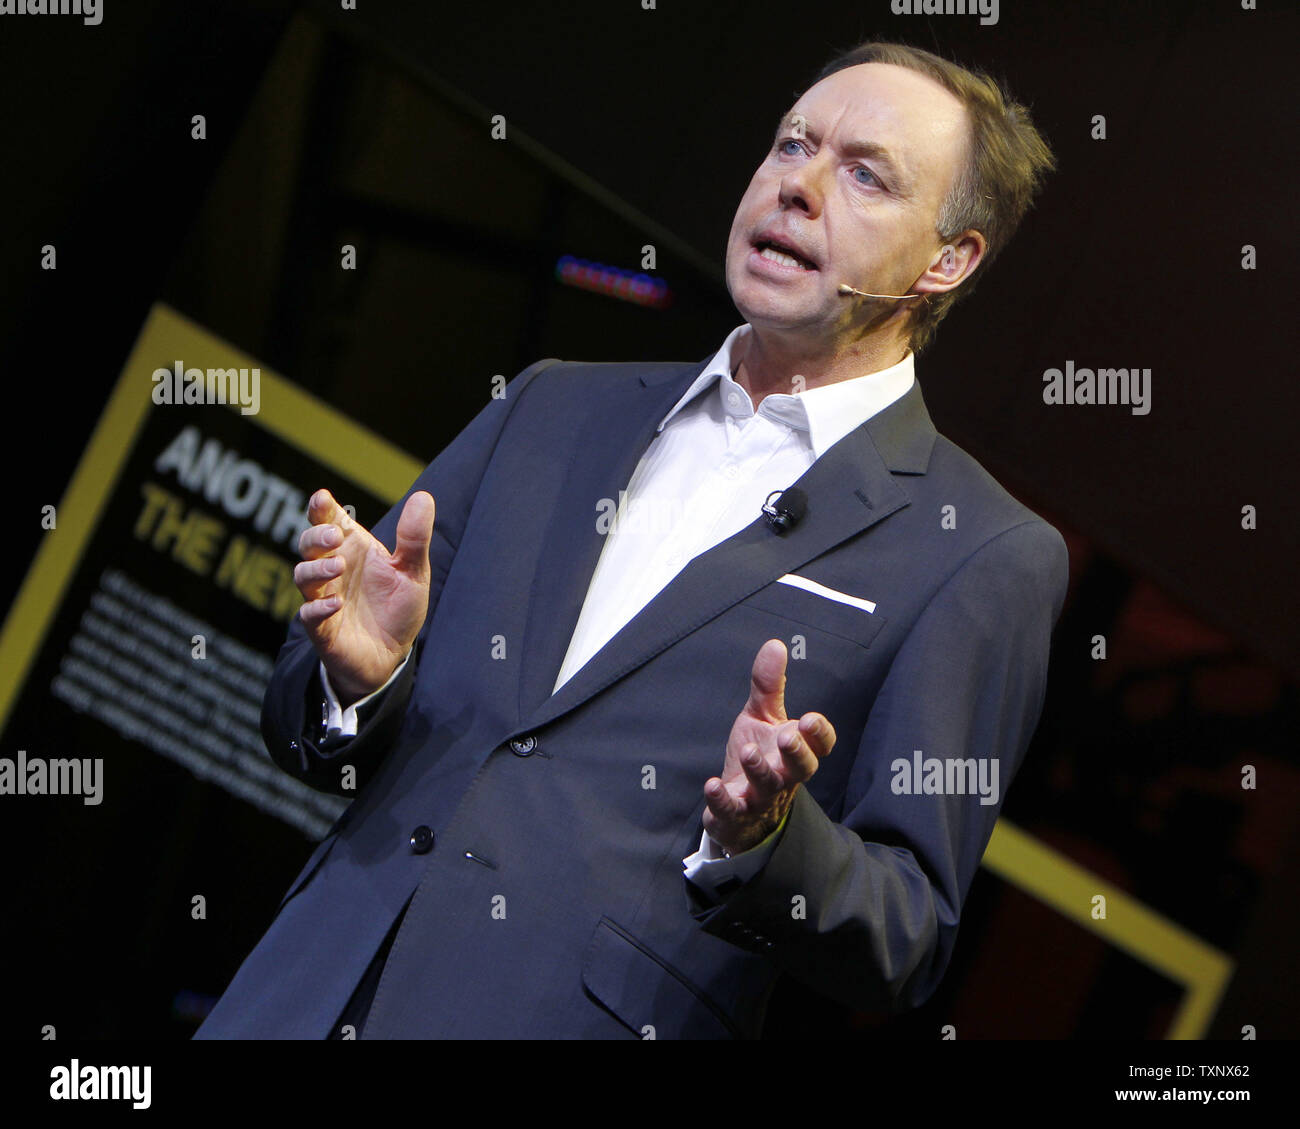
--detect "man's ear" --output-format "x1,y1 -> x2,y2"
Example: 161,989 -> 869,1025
914,230 -> 986,297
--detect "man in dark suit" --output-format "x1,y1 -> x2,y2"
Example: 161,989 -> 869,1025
196,40 -> 1064,1039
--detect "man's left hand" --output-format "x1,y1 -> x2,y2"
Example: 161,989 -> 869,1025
702,638 -> 837,856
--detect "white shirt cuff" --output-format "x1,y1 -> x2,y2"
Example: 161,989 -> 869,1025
319,654 -> 410,739
682,819 -> 784,897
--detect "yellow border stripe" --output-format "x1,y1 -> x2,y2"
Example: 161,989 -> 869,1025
0,316 -> 155,731
984,819 -> 1234,1038
150,306 -> 424,501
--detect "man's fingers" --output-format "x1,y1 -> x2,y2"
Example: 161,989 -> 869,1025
298,595 -> 342,629
293,555 -> 344,600
307,488 -> 350,527
298,521 -> 342,561
703,776 -> 743,820
738,742 -> 786,801
795,713 -> 836,760
770,726 -> 818,784
392,491 -> 435,577
745,638 -> 788,719
301,489 -> 361,558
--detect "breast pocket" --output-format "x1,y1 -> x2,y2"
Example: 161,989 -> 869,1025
738,578 -> 887,651
731,579 -> 887,732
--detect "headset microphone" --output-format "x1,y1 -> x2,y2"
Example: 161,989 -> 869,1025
836,284 -> 922,300
837,244 -> 953,302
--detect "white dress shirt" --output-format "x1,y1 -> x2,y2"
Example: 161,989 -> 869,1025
322,325 -> 914,893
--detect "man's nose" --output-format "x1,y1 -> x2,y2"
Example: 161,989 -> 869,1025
778,154 -> 828,216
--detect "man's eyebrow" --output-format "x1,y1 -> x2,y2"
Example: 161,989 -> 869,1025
841,139 -> 912,191
772,113 -> 913,193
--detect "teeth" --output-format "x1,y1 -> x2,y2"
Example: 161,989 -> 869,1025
760,245 -> 808,269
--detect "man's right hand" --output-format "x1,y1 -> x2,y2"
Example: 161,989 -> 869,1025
293,488 -> 436,707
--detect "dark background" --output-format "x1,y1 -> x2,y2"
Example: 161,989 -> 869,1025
0,0 -> 1295,1039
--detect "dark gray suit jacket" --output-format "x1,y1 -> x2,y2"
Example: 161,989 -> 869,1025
195,354 -> 1068,1038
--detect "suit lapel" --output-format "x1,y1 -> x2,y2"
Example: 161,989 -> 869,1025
518,376 -> 938,732
516,360 -> 708,718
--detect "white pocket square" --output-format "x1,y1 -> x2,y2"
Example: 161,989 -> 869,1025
776,574 -> 876,614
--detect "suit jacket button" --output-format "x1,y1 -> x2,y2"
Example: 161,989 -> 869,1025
288,740 -> 299,752
509,735 -> 538,757
409,825 -> 435,854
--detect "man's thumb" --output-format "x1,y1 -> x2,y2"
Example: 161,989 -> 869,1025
393,491 -> 435,577
746,638 -> 788,716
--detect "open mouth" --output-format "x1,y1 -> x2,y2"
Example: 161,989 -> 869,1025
754,239 -> 818,271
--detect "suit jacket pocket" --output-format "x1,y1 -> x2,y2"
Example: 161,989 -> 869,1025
740,578 -> 887,649
581,916 -> 741,1039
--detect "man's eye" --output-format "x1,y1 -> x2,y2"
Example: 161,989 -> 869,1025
853,166 -> 880,187
777,139 -> 803,156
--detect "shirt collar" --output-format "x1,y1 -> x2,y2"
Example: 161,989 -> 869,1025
657,324 -> 916,460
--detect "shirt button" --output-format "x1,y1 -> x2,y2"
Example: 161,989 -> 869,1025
722,464 -> 739,480
409,825 -> 435,854
728,391 -> 745,410
510,735 -> 538,757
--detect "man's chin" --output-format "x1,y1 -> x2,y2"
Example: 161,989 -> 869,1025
735,300 -> 825,336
